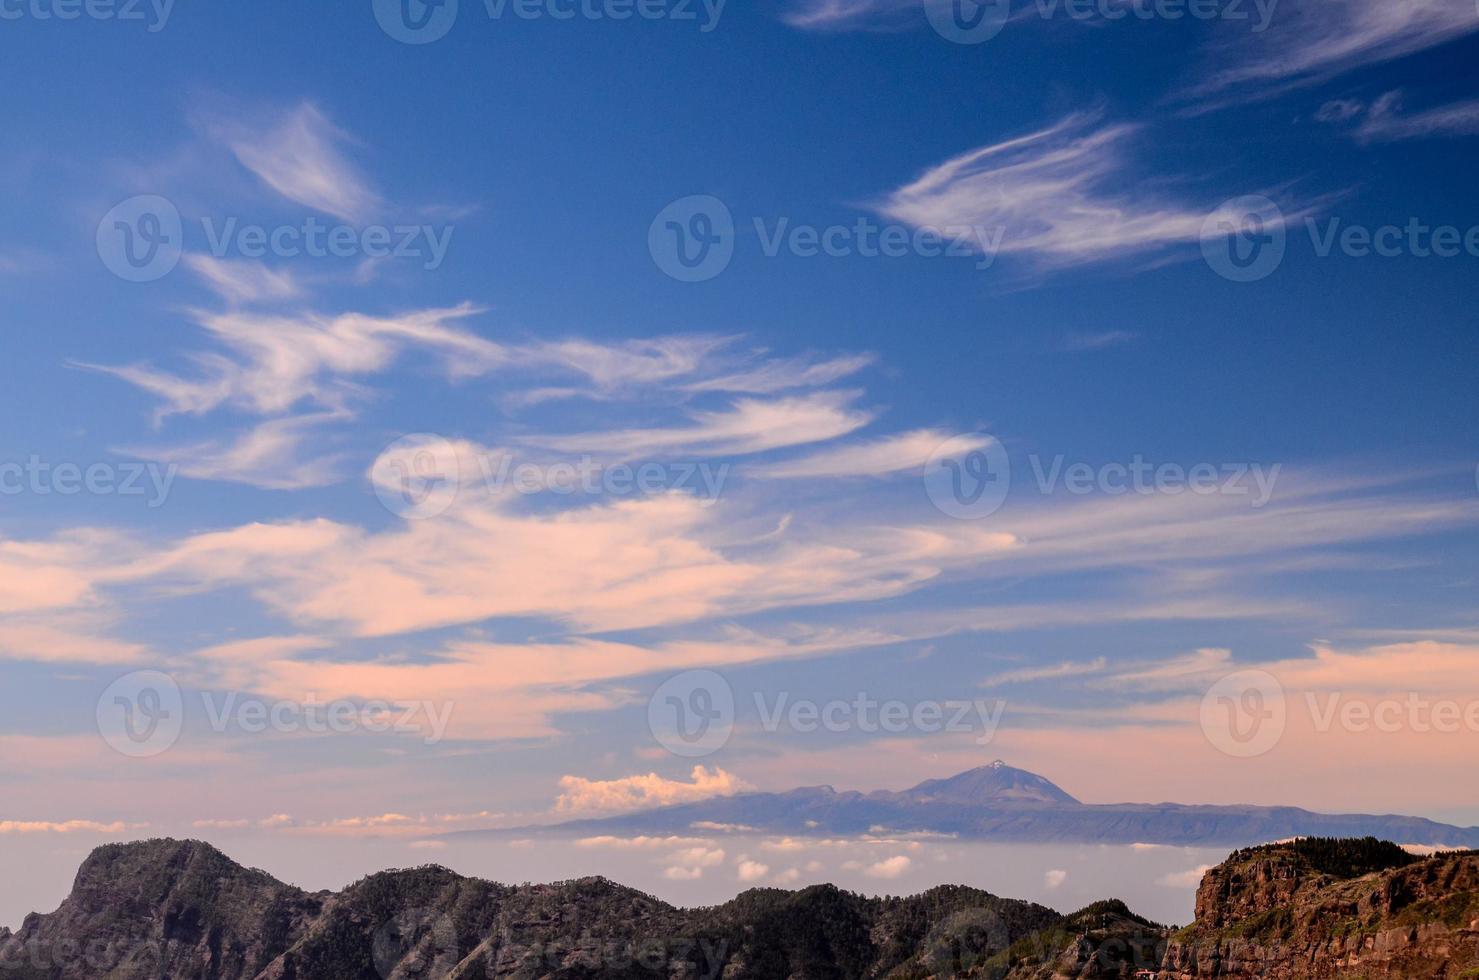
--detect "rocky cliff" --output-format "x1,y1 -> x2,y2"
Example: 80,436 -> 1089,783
1162,837 -> 1479,978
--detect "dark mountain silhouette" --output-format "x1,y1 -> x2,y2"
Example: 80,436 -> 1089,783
4,837 -> 1477,978
516,761 -> 1479,848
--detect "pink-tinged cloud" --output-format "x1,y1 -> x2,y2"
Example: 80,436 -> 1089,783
555,766 -> 751,814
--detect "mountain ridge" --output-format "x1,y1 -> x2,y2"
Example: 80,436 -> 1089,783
6,836 -> 1479,977
502,761 -> 1479,848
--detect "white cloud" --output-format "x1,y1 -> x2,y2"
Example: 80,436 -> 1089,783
875,111 -> 1272,269
1044,868 -> 1068,889
0,612 -> 147,664
751,430 -> 989,480
575,835 -> 715,849
240,810 -> 501,837
691,821 -> 759,832
980,657 -> 1108,688
778,0 -> 913,30
670,845 -> 727,867
1193,0 -> 1479,95
80,303 -> 500,420
863,855 -> 912,879
209,103 -> 382,223
519,336 -> 732,392
662,845 -> 727,879
119,412 -> 348,490
0,819 -> 128,834
527,391 -> 873,459
185,255 -> 303,305
681,352 -> 875,394
736,857 -> 771,882
555,766 -> 751,814
1157,865 -> 1212,888
1355,91 -> 1479,142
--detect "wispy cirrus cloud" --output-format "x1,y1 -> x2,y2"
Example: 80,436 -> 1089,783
78,302 -> 500,419
507,344 -> 874,406
1354,91 -> 1479,142
874,111 -> 1282,269
979,657 -> 1108,688
679,351 -> 875,395
1191,0 -> 1479,97
526,391 -> 874,458
184,255 -> 304,306
0,618 -> 147,664
203,102 -> 383,224
750,429 -> 989,479
118,412 -> 351,490
779,0 -> 912,30
1057,330 -> 1139,353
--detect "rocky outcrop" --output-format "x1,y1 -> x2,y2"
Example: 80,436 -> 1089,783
0,839 -> 323,979
1163,838 -> 1479,978
9,837 -> 1479,979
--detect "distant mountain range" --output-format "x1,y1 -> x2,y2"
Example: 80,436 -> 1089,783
5,836 -> 1477,978
511,760 -> 1479,848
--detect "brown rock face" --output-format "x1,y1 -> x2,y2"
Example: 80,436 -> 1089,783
1163,840 -> 1479,979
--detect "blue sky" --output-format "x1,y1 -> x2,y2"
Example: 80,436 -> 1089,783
2,0 -> 1479,904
